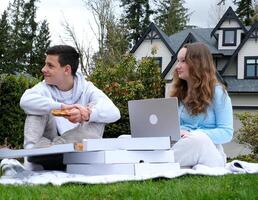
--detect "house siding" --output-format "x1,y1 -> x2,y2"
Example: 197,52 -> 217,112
221,20 -> 240,28
133,38 -> 172,73
165,82 -> 172,97
238,39 -> 258,79
230,93 -> 258,107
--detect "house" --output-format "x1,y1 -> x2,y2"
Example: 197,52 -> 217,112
131,7 -> 258,132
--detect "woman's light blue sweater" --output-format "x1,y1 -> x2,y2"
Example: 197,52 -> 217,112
179,85 -> 233,144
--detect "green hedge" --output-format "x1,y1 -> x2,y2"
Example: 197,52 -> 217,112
89,55 -> 165,138
0,74 -> 39,148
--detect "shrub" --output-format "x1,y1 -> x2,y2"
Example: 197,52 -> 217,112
0,74 -> 39,148
235,112 -> 258,154
227,154 -> 258,163
89,54 -> 165,138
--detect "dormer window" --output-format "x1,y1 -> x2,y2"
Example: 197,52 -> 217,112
245,57 -> 258,79
223,29 -> 236,46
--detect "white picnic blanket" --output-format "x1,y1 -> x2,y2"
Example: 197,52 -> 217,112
0,159 -> 257,185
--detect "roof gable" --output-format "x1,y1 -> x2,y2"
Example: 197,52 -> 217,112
221,22 -> 258,74
130,22 -> 175,55
210,7 -> 247,38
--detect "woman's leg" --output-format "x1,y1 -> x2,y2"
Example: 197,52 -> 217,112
172,132 -> 225,168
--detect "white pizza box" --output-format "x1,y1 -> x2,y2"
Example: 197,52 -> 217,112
0,143 -> 81,159
63,149 -> 174,164
82,137 -> 171,151
66,162 -> 180,176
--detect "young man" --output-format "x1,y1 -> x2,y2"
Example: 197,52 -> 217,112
20,45 -> 120,169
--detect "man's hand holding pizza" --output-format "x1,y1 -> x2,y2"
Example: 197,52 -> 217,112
52,104 -> 92,123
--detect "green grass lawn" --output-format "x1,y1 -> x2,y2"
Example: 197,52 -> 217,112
0,174 -> 257,200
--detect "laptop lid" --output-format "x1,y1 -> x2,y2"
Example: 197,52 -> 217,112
128,97 -> 180,141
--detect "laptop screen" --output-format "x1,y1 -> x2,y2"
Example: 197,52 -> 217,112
128,97 -> 180,141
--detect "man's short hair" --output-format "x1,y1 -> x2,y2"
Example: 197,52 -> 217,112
46,45 -> 79,76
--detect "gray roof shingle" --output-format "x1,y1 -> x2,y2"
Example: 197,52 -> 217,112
224,77 -> 258,93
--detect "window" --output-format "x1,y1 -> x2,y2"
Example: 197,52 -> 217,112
153,57 -> 162,68
223,29 -> 236,46
245,57 -> 258,79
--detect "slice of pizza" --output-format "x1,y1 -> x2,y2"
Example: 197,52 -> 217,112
51,109 -> 70,117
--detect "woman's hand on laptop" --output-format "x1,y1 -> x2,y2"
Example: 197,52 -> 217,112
180,130 -> 190,138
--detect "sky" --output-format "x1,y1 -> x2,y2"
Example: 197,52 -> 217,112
0,0 -> 236,51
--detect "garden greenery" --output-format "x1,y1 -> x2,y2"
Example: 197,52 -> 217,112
89,54 -> 165,138
0,74 -> 39,148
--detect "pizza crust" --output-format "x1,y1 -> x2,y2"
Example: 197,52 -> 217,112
51,109 -> 70,117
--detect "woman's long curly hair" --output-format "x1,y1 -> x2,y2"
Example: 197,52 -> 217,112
170,42 -> 221,115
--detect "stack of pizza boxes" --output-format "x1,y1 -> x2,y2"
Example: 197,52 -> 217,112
63,137 -> 180,176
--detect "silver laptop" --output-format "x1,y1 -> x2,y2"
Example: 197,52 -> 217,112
128,97 -> 181,141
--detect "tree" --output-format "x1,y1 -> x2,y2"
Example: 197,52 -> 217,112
154,0 -> 189,35
82,0 -> 129,69
101,18 -> 129,66
61,16 -> 94,76
217,0 -> 256,26
29,20 -> 51,77
208,2 -> 227,27
234,0 -> 255,25
120,0 -> 154,45
4,0 -> 25,73
252,1 -> 258,23
0,0 -> 51,76
21,0 -> 39,75
217,0 -> 228,4
0,11 -> 12,74
84,0 -> 114,58
142,0 -> 155,32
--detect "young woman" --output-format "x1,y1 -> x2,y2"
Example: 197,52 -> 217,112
170,42 -> 233,168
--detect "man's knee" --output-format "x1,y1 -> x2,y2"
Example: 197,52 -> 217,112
23,114 -> 57,148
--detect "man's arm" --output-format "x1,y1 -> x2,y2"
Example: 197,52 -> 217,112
20,83 -> 62,115
62,82 -> 121,124
85,83 -> 121,123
